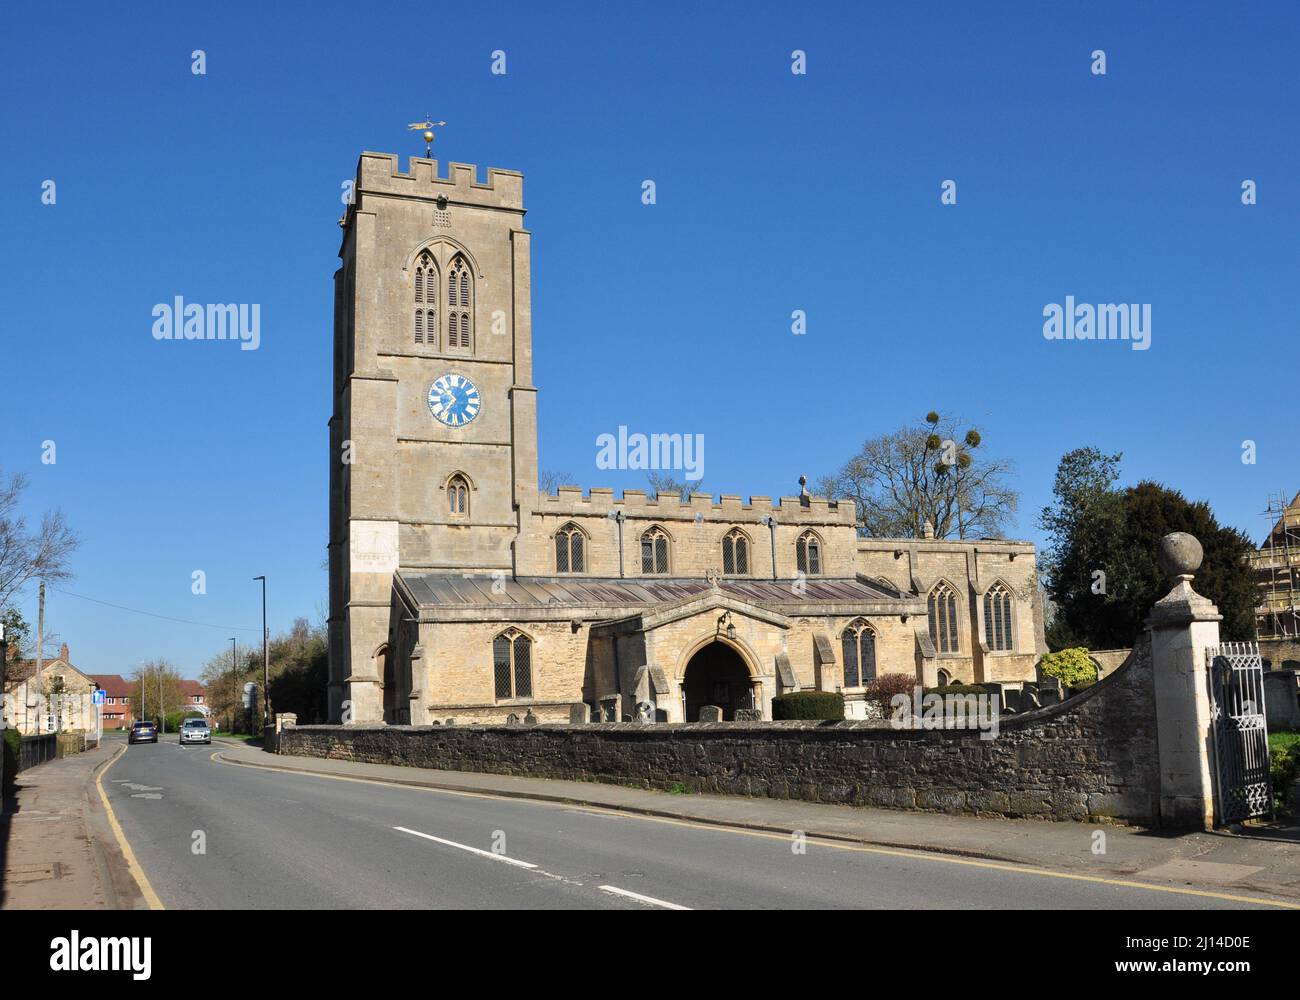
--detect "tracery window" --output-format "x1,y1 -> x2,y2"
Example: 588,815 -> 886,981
840,618 -> 877,687
928,582 -> 960,654
641,526 -> 669,574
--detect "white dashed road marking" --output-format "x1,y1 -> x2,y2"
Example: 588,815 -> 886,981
394,826 -> 538,869
597,885 -> 691,910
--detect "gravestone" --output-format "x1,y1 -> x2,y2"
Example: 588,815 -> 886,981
1263,670 -> 1300,730
505,713 -> 520,726
569,702 -> 591,724
634,701 -> 655,723
698,705 -> 724,723
734,708 -> 762,722
523,709 -> 538,726
599,695 -> 621,723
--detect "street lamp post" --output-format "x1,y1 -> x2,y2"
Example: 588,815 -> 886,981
253,576 -> 269,729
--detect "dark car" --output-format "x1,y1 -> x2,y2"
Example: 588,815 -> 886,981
179,717 -> 211,745
128,721 -> 158,744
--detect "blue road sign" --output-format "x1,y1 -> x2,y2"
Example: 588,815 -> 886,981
92,689 -> 106,705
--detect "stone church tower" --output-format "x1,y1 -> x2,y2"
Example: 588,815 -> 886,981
327,153 -> 537,724
328,150 -> 1046,729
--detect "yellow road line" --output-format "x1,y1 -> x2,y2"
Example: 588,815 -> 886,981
95,744 -> 165,910
212,751 -> 1300,910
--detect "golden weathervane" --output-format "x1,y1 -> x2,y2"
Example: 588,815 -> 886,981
407,116 -> 447,157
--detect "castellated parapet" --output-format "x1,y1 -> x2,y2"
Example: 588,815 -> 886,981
538,486 -> 858,526
355,152 -> 524,211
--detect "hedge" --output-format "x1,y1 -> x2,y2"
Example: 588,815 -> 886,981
2,727 -> 20,789
771,691 -> 845,721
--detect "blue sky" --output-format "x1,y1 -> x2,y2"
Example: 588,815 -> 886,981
2,1 -> 1296,678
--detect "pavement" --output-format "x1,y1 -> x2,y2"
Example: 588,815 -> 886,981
6,733 -> 1300,909
0,738 -> 145,910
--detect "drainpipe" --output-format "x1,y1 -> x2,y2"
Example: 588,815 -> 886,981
763,516 -> 778,580
615,510 -> 626,578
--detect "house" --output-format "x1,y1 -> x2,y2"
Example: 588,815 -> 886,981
178,679 -> 208,716
2,643 -> 99,735
89,674 -> 136,730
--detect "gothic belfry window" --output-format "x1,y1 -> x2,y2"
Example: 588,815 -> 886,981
414,251 -> 437,347
447,474 -> 469,517
447,256 -> 473,351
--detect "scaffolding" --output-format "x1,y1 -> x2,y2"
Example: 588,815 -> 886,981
1252,490 -> 1300,639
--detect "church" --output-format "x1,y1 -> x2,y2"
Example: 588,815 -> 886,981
326,152 -> 1046,726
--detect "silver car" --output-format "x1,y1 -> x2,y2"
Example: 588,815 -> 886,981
179,717 -> 211,745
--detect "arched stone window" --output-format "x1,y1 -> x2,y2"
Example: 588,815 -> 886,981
555,523 -> 585,573
414,250 -> 437,347
641,526 -> 669,575
928,581 -> 960,654
722,528 -> 749,575
983,581 -> 1014,651
492,628 -> 532,701
447,256 -> 473,351
796,531 -> 822,575
937,668 -> 952,687
447,474 -> 469,517
840,618 -> 877,687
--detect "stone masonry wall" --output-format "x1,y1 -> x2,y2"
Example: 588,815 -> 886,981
283,637 -> 1159,824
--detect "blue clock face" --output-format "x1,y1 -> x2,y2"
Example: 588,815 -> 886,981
427,373 -> 480,427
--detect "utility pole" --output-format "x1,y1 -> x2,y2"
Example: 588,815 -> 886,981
35,581 -> 45,733
229,637 -> 237,734
254,576 -> 269,729
158,667 -> 165,734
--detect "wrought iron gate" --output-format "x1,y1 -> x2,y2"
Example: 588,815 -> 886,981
1206,642 -> 1272,823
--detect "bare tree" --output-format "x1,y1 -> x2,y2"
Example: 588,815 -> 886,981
129,660 -> 187,728
538,469 -> 574,495
646,472 -> 706,502
822,411 -> 1018,539
0,469 -> 80,611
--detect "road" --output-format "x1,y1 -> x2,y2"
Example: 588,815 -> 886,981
98,735 -> 1284,910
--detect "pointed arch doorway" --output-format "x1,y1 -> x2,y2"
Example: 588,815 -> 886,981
682,641 -> 754,722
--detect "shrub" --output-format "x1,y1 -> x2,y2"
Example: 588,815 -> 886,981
772,691 -> 844,721
862,673 -> 917,719
1039,647 -> 1098,689
923,684 -> 988,696
1271,740 -> 1300,814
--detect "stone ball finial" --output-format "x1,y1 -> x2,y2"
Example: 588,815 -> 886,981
1156,531 -> 1203,579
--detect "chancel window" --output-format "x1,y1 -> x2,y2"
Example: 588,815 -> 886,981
928,582 -> 960,654
492,628 -> 533,701
840,619 -> 877,688
447,474 -> 469,517
414,251 -> 437,347
641,527 -> 669,575
796,531 -> 822,575
983,582 -> 1014,651
555,523 -> 585,573
447,256 -> 473,351
722,528 -> 749,575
